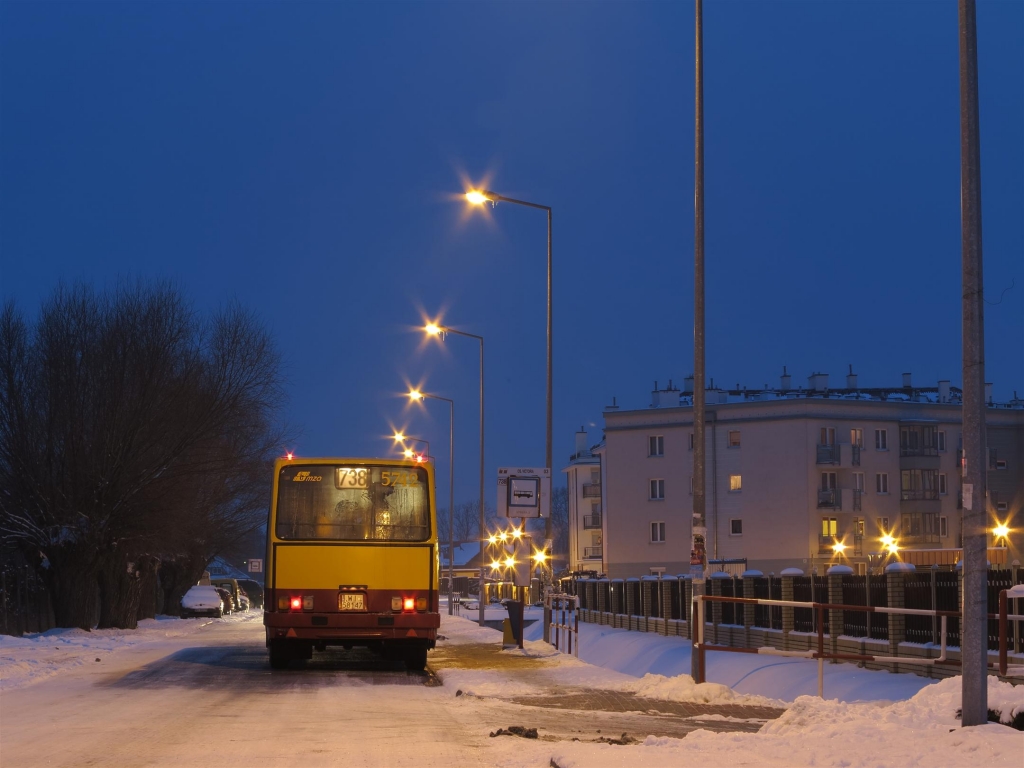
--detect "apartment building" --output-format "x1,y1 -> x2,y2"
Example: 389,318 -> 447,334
596,370 -> 1024,578
564,428 -> 604,572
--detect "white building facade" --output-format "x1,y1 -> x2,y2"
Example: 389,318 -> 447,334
563,428 -> 603,573
597,372 -> 1023,578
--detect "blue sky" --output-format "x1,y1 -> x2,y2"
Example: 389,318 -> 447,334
1,1 -> 1021,507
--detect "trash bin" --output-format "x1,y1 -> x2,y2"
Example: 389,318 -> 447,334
506,600 -> 524,648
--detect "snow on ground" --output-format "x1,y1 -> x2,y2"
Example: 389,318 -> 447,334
0,611 -> 253,691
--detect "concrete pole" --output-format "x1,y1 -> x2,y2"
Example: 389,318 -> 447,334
689,0 -> 707,683
957,0 -> 988,726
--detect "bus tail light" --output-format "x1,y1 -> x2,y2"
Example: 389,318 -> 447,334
278,596 -> 290,611
290,596 -> 302,611
415,597 -> 427,611
302,595 -> 314,611
391,597 -> 402,612
403,598 -> 415,612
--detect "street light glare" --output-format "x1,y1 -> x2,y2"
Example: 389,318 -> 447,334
488,535 -> 498,545
490,560 -> 501,570
424,323 -> 442,336
832,541 -> 846,554
466,190 -> 489,205
504,556 -> 515,568
511,527 -> 522,539
993,524 -> 1010,538
533,551 -> 547,564
403,448 -> 414,458
393,432 -> 405,442
408,390 -> 423,401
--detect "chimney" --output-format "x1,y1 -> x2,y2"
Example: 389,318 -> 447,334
683,375 -> 694,394
780,366 -> 791,391
650,381 -> 659,408
902,372 -> 912,388
606,396 -> 619,411
808,372 -> 829,391
575,427 -> 588,456
938,380 -> 950,403
985,382 -> 993,404
846,364 -> 857,390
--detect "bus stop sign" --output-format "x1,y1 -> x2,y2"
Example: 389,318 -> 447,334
497,467 -> 551,518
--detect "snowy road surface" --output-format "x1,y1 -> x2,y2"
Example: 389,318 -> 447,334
1,611 -> 1021,767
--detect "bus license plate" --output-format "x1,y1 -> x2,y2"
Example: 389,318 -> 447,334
339,593 -> 365,611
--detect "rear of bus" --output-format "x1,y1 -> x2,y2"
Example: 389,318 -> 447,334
263,457 -> 440,670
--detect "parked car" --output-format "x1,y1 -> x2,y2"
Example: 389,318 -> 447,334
211,579 -> 245,612
214,586 -> 234,614
237,589 -> 250,611
237,579 -> 264,609
180,586 -> 223,618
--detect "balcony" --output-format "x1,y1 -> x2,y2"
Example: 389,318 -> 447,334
816,444 -> 840,464
900,489 -> 939,501
818,535 -> 840,554
818,489 -> 841,509
582,483 -> 601,498
900,533 -> 941,546
851,445 -> 861,466
583,546 -> 603,559
899,446 -> 938,458
583,513 -> 602,529
851,488 -> 862,511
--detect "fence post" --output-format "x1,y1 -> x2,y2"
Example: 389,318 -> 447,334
930,565 -> 939,646
827,567 -> 848,662
709,576 -> 722,644
886,564 -> 910,673
742,572 -> 757,648
781,574 -> 795,649
1012,560 -> 1021,654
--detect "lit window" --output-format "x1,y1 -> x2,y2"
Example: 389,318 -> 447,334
729,474 -> 742,492
728,430 -> 741,448
730,519 -> 742,536
821,517 -> 837,536
649,479 -> 665,500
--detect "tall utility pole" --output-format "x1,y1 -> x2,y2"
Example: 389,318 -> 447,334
689,0 -> 707,683
958,0 -> 988,726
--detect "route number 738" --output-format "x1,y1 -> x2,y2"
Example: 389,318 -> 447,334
380,471 -> 417,487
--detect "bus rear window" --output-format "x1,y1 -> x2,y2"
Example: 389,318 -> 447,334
275,464 -> 430,541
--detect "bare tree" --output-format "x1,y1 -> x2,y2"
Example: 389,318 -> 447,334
0,284 -> 287,629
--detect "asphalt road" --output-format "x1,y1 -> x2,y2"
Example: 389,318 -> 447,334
0,614 -> 781,767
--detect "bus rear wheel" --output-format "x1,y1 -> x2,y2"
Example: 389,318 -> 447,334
269,640 -> 291,670
404,646 -> 428,672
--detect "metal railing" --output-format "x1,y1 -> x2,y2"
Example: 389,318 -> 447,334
582,483 -> 601,498
851,445 -> 861,466
583,513 -> 602,529
852,489 -> 862,511
900,446 -> 938,457
817,489 -> 840,509
548,593 -> 579,657
816,444 -> 840,464
901,489 -> 939,501
583,546 -> 602,559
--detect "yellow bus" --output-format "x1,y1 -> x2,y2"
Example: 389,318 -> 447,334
263,456 -> 440,670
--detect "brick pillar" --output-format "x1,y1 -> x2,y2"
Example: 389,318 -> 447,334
742,576 -> 756,647
886,569 -> 907,674
781,576 -> 796,650
661,578 -> 675,635
827,572 -> 844,660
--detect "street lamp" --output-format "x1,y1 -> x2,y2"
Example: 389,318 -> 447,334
423,320 -> 487,627
393,432 -> 430,461
465,189 -> 554,560
408,388 -> 456,615
993,523 -> 1010,540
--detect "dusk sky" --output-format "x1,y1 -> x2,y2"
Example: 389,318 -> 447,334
2,1 -> 1021,507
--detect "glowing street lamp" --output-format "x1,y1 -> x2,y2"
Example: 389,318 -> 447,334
832,540 -> 847,555
532,550 -> 548,565
504,556 -> 516,569
407,387 -> 455,613
463,187 -> 554,563
993,523 -> 1010,540
422,318 -> 486,627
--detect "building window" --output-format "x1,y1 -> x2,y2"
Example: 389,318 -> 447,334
853,472 -> 865,491
996,459 -> 1007,470
875,429 -> 888,450
850,428 -> 863,447
876,473 -> 889,494
821,471 -> 837,491
728,430 -> 741,448
821,517 -> 838,537
940,516 -> 948,538
649,479 -> 665,500
939,473 -> 947,495
937,431 -> 946,452
730,519 -> 743,536
649,435 -> 664,457
688,432 -> 694,450
877,516 -> 890,533
651,521 -> 666,543
820,427 -> 836,445
996,501 -> 1009,512
855,518 -> 865,535
729,474 -> 742,492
